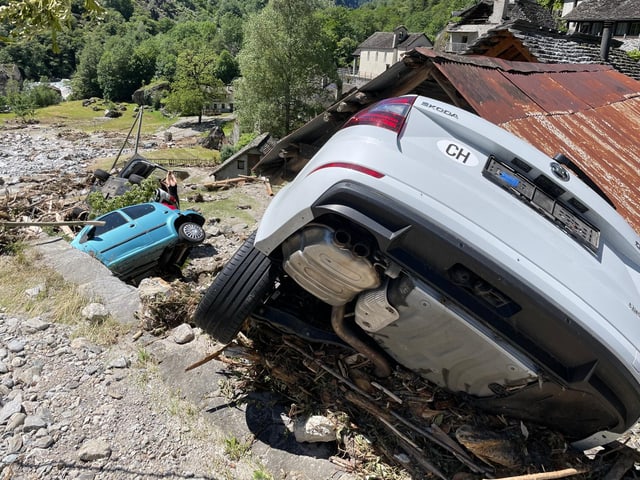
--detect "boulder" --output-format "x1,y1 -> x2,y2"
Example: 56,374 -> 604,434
132,81 -> 170,106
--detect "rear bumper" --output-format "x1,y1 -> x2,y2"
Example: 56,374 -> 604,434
305,180 -> 640,442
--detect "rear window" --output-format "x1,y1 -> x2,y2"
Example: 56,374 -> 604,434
94,211 -> 127,236
122,203 -> 155,220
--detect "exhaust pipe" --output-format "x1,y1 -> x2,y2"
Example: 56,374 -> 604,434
331,304 -> 392,378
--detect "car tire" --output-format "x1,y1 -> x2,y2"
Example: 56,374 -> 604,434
178,222 -> 206,244
193,231 -> 273,344
93,169 -> 110,182
128,173 -> 145,185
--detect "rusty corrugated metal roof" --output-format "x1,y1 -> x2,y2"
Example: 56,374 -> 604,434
424,49 -> 640,232
501,100 -> 640,234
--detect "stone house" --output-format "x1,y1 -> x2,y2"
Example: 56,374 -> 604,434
562,0 -> 640,53
443,0 -> 640,79
344,26 -> 432,89
443,0 -> 558,53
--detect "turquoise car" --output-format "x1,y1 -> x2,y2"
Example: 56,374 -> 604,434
71,202 -> 206,283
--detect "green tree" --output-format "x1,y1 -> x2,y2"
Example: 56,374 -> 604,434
537,0 -> 563,11
164,50 -> 223,123
104,0 -> 134,21
96,36 -> 156,101
71,37 -> 104,99
218,11 -> 244,55
0,0 -> 103,53
236,0 -> 336,137
215,49 -> 240,85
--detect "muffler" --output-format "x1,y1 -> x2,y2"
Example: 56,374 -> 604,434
282,225 -> 380,306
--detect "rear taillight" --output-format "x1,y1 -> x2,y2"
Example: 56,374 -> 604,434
342,95 -> 417,133
308,162 -> 384,178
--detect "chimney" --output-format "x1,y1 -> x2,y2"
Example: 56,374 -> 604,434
601,21 -> 613,61
489,0 -> 509,24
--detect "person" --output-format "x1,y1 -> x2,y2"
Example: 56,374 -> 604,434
156,170 -> 180,209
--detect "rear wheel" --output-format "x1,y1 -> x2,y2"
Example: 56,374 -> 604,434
178,222 -> 205,244
93,169 -> 110,182
193,231 -> 274,344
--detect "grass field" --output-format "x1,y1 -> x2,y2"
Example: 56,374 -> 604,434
0,99 -> 176,134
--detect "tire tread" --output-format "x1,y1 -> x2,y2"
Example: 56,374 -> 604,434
193,232 -> 272,343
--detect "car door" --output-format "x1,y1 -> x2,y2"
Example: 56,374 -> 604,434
103,204 -> 173,272
90,204 -> 157,267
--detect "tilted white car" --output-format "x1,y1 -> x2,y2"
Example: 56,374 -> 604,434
194,95 -> 640,449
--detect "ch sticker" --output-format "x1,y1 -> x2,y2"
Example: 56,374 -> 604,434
437,139 -> 478,167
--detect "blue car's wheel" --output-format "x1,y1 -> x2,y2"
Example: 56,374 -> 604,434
178,222 -> 205,244
193,231 -> 273,344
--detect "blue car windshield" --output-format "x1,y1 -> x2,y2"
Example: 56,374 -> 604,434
122,203 -> 156,219
94,211 -> 128,236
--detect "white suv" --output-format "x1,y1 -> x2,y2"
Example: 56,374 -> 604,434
194,95 -> 640,449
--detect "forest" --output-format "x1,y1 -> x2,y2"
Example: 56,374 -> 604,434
0,0 -> 560,137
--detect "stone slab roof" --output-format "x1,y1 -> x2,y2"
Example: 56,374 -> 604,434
563,0 -> 640,21
356,32 -> 431,51
453,0 -> 557,30
466,20 -> 640,80
509,0 -> 557,29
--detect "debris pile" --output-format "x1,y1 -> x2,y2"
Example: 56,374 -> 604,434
206,319 -> 640,480
0,172 -> 91,252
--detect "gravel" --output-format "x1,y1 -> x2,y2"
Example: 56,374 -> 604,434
0,120 -> 353,480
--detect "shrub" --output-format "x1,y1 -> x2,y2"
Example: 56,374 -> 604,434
27,84 -> 62,108
220,144 -> 238,162
86,178 -> 158,216
6,84 -> 36,123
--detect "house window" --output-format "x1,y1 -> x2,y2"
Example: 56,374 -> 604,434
237,159 -> 245,170
630,23 -> 640,36
615,22 -> 628,36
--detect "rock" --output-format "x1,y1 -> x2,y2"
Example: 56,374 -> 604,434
7,434 -> 22,453
11,356 -> 26,367
22,317 -> 50,333
2,453 -> 19,464
0,394 -> 23,423
172,324 -> 194,344
131,81 -> 170,106
23,414 -> 47,432
81,303 -> 109,323
292,415 -> 337,443
78,439 -> 112,461
7,339 -> 25,353
15,363 -> 43,385
138,277 -> 172,301
6,412 -> 27,431
231,223 -> 248,234
107,356 -> 130,369
32,435 -> 54,449
24,284 -> 45,298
